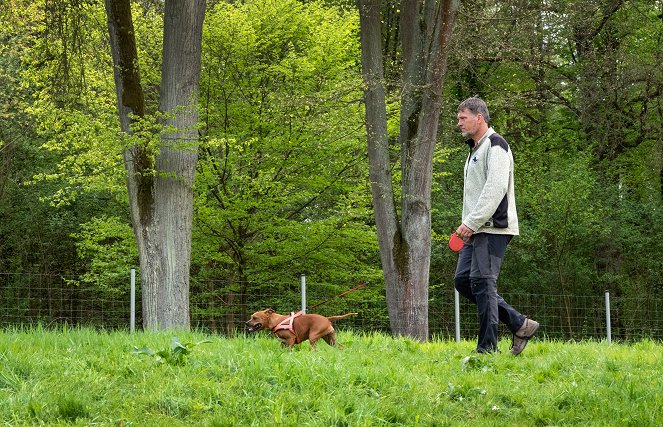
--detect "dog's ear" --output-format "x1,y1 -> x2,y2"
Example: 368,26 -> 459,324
265,308 -> 274,314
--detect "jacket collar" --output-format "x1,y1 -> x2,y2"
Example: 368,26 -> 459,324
466,127 -> 495,151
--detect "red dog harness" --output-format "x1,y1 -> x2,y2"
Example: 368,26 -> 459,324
271,310 -> 305,343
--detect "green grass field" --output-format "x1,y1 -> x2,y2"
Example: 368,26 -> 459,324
1,327 -> 661,426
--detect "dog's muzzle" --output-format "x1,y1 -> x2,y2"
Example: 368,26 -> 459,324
246,322 -> 262,333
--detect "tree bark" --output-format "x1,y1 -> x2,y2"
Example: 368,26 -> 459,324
105,0 -> 205,329
359,0 -> 458,340
359,0 -> 398,333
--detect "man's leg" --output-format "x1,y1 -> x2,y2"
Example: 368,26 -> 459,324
454,235 -> 527,352
454,243 -> 474,301
469,233 -> 526,352
455,237 -> 525,332
454,237 -> 499,352
470,275 -> 499,352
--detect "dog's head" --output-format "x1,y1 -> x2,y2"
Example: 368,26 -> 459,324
245,308 -> 275,333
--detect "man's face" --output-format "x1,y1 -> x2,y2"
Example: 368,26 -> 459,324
457,108 -> 482,139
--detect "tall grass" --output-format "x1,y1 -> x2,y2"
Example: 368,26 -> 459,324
1,326 -> 661,426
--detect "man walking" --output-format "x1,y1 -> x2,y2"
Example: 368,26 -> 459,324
453,97 -> 538,355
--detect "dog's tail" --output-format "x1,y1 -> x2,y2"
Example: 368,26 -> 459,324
326,313 -> 358,322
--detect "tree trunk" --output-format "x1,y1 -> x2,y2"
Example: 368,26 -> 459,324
359,0 -> 458,340
105,0 -> 205,330
359,0 -> 398,333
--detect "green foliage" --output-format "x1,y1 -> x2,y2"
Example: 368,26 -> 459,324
512,151 -> 607,294
70,215 -> 138,299
2,0 -> 380,325
133,336 -> 211,366
2,328 -> 663,425
1,0 -> 662,337
56,396 -> 90,422
194,0 -> 378,291
446,382 -> 487,402
431,0 -> 663,323
18,1 -> 163,208
461,354 -> 496,373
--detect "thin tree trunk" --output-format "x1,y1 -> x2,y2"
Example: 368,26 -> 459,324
358,0 -> 399,333
359,0 -> 458,340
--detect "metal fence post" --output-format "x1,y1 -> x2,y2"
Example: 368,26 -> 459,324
605,290 -> 611,344
300,274 -> 307,312
454,289 -> 461,343
130,268 -> 136,333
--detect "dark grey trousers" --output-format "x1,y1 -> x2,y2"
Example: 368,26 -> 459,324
454,233 -> 525,353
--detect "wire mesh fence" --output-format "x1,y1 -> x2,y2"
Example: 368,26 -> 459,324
1,272 -> 662,342
0,273 -> 130,329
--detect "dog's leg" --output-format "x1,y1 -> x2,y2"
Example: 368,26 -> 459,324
321,331 -> 337,347
276,332 -> 296,349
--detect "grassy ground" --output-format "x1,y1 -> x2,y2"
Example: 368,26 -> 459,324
1,327 -> 662,426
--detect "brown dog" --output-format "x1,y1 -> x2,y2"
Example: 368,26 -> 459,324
245,309 -> 357,349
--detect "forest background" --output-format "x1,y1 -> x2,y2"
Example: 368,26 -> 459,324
0,0 -> 661,339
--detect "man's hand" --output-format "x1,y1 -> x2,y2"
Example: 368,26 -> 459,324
455,223 -> 474,239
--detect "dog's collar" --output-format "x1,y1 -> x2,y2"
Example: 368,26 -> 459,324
271,310 -> 305,342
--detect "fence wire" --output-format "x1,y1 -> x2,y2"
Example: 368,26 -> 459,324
1,272 -> 661,342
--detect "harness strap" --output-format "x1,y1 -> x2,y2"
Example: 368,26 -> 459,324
271,310 -> 305,343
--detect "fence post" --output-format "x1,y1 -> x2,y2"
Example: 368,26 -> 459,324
605,290 -> 611,344
300,274 -> 307,312
130,268 -> 136,333
454,289 -> 461,343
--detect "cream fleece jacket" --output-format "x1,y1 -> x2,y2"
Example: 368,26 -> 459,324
462,127 -> 519,236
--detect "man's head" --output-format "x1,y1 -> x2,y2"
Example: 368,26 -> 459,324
457,97 -> 490,142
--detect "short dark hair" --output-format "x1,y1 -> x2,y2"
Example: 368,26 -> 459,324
458,97 -> 490,124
